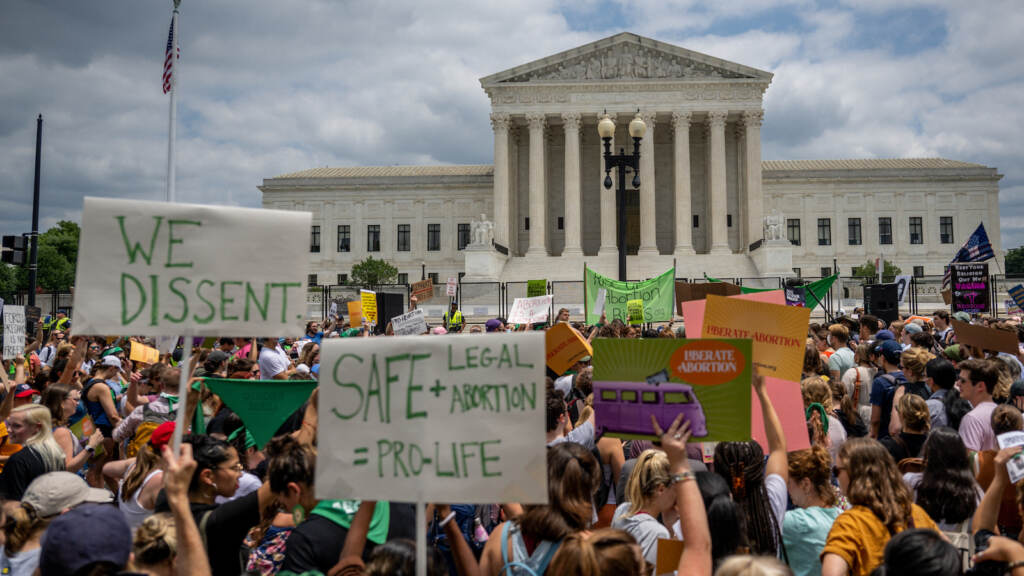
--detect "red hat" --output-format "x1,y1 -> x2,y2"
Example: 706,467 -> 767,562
14,384 -> 36,399
148,422 -> 176,453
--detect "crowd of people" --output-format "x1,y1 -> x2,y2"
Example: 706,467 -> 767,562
4,302 -> 1024,575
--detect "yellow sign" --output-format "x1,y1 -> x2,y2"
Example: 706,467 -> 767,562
129,343 -> 159,365
701,294 -> 809,382
626,299 -> 644,324
347,301 -> 363,325
545,322 -> 593,375
360,290 -> 378,325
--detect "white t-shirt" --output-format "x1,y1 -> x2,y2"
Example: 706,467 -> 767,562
215,471 -> 262,504
258,345 -> 291,378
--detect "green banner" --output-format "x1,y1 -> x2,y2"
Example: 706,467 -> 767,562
585,267 -> 675,324
203,378 -> 317,448
527,279 -> 547,298
704,273 -> 838,311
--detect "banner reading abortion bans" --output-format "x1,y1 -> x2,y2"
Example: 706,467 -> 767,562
317,333 -> 547,503
73,197 -> 310,336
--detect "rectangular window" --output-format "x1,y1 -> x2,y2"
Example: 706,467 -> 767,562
601,390 -> 617,401
664,392 -> 691,404
337,273 -> 347,284
525,217 -> 530,230
793,267 -> 801,277
427,223 -> 441,251
817,218 -> 831,246
337,225 -> 350,252
428,272 -> 439,284
913,266 -> 924,277
310,225 -> 320,253
396,224 -> 410,252
557,217 -> 564,230
693,214 -> 699,228
458,223 -> 471,250
787,219 -> 801,246
641,391 -> 659,404
820,267 -> 831,278
367,225 -> 380,252
940,216 -> 954,244
879,217 -> 892,245
910,217 -> 923,244
397,273 -> 408,285
307,274 -> 317,287
727,214 -> 732,227
848,218 -> 862,246
620,390 -> 638,403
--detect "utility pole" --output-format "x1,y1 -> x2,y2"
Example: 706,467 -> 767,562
28,114 -> 42,307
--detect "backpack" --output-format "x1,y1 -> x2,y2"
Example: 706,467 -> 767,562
943,520 -> 974,572
126,401 -> 176,457
500,522 -> 561,576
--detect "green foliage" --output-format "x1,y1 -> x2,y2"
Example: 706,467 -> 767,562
7,221 -> 81,293
852,259 -> 902,280
0,264 -> 18,300
350,256 -> 398,286
1006,246 -> 1024,275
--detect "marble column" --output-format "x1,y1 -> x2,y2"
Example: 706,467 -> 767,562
598,113 -> 618,256
562,112 -> 583,257
526,113 -> 548,256
743,110 -> 764,251
638,112 -> 659,255
490,113 -> 511,249
672,111 -> 694,255
708,111 -> 731,255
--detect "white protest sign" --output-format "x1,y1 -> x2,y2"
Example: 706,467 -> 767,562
595,288 -> 607,317
392,308 -> 428,336
895,275 -> 912,304
507,295 -> 553,325
446,277 -> 458,297
2,305 -> 25,360
998,432 -> 1024,484
73,197 -> 310,336
329,301 -> 338,319
317,333 -> 548,503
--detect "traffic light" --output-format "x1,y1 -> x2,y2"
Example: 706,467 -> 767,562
1,235 -> 27,265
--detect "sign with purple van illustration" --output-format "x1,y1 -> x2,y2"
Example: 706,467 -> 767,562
593,338 -> 752,442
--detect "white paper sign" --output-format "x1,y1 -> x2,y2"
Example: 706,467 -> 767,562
895,275 -> 913,304
595,288 -> 607,317
2,305 -> 25,360
316,333 -> 548,503
997,432 -> 1024,484
507,295 -> 553,325
391,308 -> 428,336
73,197 -> 311,336
446,277 -> 458,297
329,301 -> 338,319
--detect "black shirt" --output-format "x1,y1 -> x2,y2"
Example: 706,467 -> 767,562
155,489 -> 260,576
0,447 -> 54,500
881,432 -> 928,463
280,503 -> 416,574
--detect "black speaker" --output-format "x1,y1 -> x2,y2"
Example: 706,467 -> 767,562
375,292 -> 406,335
864,283 -> 899,325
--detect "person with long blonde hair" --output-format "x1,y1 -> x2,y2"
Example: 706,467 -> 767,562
0,404 -> 65,500
612,449 -> 675,564
820,438 -> 940,576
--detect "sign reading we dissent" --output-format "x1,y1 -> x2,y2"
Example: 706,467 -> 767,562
317,334 -> 547,503
73,198 -> 310,336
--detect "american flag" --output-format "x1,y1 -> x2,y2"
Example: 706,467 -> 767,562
943,222 -> 994,287
162,16 -> 179,94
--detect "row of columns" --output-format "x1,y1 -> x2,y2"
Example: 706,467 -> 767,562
490,109 -> 764,257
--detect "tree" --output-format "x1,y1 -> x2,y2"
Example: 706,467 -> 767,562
10,220 -> 81,292
852,259 -> 902,280
350,256 -> 398,286
1006,246 -> 1024,275
0,263 -> 17,300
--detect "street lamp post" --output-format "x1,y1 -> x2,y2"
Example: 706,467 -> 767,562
599,111 -> 646,281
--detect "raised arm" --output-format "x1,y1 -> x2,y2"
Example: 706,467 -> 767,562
973,446 -> 1021,534
755,373 -> 788,481
327,500 -> 377,576
652,414 -> 711,576
162,443 -> 212,576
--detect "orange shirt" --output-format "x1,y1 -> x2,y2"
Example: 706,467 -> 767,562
0,422 -> 23,473
821,503 -> 939,576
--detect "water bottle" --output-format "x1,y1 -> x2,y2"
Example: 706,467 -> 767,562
473,517 -> 489,543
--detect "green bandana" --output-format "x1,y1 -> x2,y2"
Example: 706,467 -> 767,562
311,500 -> 390,545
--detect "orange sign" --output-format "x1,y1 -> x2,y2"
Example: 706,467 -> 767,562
702,294 -> 810,382
545,322 -> 592,375
669,340 -> 746,386
347,301 -> 363,325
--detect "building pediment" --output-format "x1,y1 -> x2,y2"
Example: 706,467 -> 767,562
480,32 -> 772,87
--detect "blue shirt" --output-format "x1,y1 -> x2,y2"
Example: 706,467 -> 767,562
783,506 -> 842,576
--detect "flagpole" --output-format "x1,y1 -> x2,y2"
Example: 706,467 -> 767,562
166,0 -> 180,203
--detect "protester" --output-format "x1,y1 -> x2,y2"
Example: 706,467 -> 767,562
41,383 -> 102,473
784,446 -> 840,576
868,340 -> 907,440
443,301 -> 465,333
974,404 -> 1024,539
612,448 -> 676,564
880,393 -> 930,463
842,343 -> 876,425
258,337 -> 294,380
903,426 -> 981,532
802,376 -> 846,462
871,529 -> 960,576
113,421 -> 174,532
958,358 -> 1000,455
827,325 -> 854,381
922,357 -> 957,429
829,377 -> 867,439
0,404 -> 66,499
697,471 -> 746,571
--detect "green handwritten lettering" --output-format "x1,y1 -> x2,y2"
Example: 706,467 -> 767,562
220,281 -> 241,321
244,283 -> 270,321
193,279 -> 216,324
117,215 -> 163,265
120,273 -> 146,325
163,277 -> 190,323
165,219 -> 201,268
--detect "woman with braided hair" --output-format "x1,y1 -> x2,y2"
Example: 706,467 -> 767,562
713,374 -> 788,558
820,438 -> 940,576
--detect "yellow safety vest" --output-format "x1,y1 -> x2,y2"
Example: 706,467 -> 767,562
444,310 -> 464,331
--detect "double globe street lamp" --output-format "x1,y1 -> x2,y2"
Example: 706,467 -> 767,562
598,111 -> 647,281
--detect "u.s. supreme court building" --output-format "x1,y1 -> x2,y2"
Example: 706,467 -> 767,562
260,33 -> 1003,290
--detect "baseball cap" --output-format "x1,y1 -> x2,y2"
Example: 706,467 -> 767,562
903,322 -> 923,335
485,318 -> 503,333
206,350 -> 230,366
873,340 -> 903,364
432,326 -> 448,335
14,383 -> 35,399
875,329 -> 895,341
148,422 -> 176,453
296,363 -> 311,375
944,344 -> 963,363
23,472 -> 112,519
101,356 -> 122,370
39,504 -> 131,576
100,346 -> 123,358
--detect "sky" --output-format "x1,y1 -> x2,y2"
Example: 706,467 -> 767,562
1,0 -> 1022,250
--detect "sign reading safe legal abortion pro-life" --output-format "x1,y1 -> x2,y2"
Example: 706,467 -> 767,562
73,197 -> 311,336
316,333 -> 548,503
592,338 -> 752,442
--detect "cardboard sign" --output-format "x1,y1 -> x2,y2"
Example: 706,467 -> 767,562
360,290 -> 377,325
446,277 -> 458,297
204,378 -> 317,447
507,295 -> 553,325
751,377 -> 811,453
656,539 -> 685,575
527,280 -> 547,298
784,285 -> 805,307
951,263 -> 990,314
411,278 -> 434,302
129,342 -> 160,365
347,301 -> 363,325
627,299 -> 645,324
586,267 -> 675,324
593,339 -> 752,442
316,333 -> 547,503
545,322 -> 592,375
674,281 -> 742,314
952,319 -> 1019,355
680,290 -> 786,339
73,197 -> 310,336
2,305 -> 25,360
392,308 -> 428,336
69,415 -> 104,457
702,295 -> 810,382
